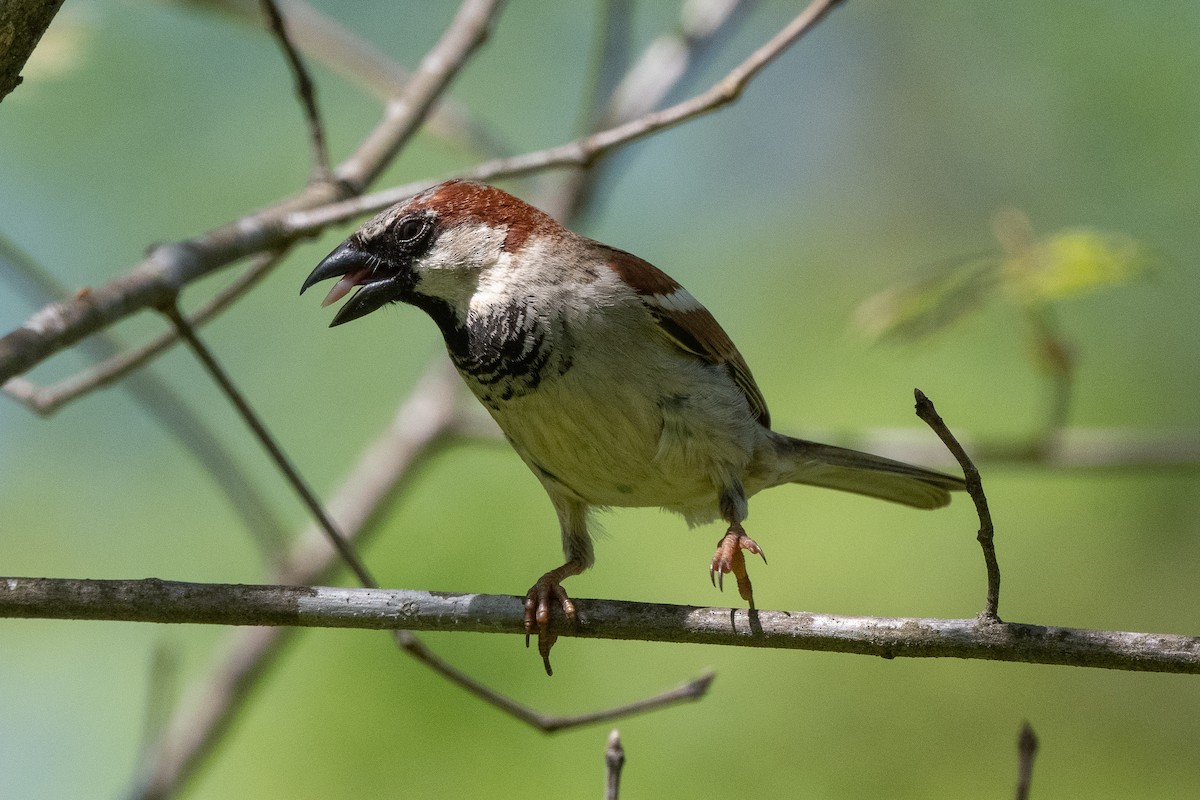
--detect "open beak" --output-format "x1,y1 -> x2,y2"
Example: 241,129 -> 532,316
301,241 -> 403,327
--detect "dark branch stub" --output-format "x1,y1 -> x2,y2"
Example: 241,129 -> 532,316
1015,722 -> 1039,800
914,388 -> 1001,622
605,729 -> 626,800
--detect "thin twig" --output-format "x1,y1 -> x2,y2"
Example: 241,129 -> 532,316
5,578 -> 1200,674
0,0 -> 837,387
1015,722 -> 1039,800
0,239 -> 289,562
128,363 -> 463,800
541,0 -> 750,223
287,0 -> 844,233
260,0 -> 331,182
0,0 -> 503,386
3,250 -> 283,415
914,388 -> 1001,623
606,729 -> 626,800
175,0 -> 511,156
124,359 -> 712,799
392,632 -> 714,734
163,301 -> 377,587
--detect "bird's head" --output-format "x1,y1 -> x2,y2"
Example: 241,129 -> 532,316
301,179 -> 562,327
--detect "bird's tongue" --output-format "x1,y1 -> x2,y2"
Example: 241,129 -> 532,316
321,268 -> 372,307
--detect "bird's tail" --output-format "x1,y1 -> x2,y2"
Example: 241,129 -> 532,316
770,433 -> 965,509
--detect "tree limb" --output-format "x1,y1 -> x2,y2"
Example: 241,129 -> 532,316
0,0 -> 67,103
3,577 -> 1197,675
285,0 -> 845,232
0,0 -> 503,386
0,0 -> 841,388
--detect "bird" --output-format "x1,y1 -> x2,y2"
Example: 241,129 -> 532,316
302,179 -> 965,674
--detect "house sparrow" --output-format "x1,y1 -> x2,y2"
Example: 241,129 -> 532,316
302,180 -> 964,673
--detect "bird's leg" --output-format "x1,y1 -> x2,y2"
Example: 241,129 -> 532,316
524,558 -> 586,676
710,522 -> 767,606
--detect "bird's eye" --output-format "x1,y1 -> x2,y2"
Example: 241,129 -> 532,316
394,215 -> 430,246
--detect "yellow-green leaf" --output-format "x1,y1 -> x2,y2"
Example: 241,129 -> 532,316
1003,229 -> 1153,303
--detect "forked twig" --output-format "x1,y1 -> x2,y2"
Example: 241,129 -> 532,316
288,0 -> 845,231
0,0 -> 842,389
4,250 -> 283,415
145,312 -> 716,798
914,389 -> 1001,622
0,0 -> 503,386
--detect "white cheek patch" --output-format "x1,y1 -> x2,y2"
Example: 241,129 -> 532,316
645,287 -> 703,314
426,223 -> 507,270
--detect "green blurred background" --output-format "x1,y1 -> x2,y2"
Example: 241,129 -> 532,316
2,1 -> 1199,797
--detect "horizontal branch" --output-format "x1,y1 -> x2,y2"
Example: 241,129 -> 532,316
4,577 -> 1197,674
786,426 -> 1200,471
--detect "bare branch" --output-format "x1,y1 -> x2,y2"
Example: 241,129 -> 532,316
0,239 -> 289,562
0,0 -> 67,103
914,389 -> 1001,622
163,303 -> 378,587
0,0 -> 838,388
4,251 -> 282,416
4,578 -> 1199,675
175,0 -> 510,156
0,0 -> 503,386
288,0 -> 844,232
259,0 -> 332,181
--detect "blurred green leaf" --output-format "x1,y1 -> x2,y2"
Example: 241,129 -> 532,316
853,253 -> 1002,342
855,210 -> 1156,343
1003,228 -> 1155,303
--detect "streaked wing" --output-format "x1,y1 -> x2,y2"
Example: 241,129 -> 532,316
606,248 -> 771,428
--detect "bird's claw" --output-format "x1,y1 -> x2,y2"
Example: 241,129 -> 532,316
524,574 -> 576,676
710,526 -> 765,606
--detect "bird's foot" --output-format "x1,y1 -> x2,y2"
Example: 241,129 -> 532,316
524,562 -> 583,676
710,523 -> 767,606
